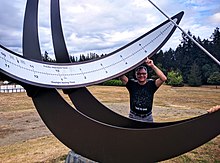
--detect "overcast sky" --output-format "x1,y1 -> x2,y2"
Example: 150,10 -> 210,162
0,0 -> 219,58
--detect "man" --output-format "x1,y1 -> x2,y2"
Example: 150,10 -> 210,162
119,58 -> 167,122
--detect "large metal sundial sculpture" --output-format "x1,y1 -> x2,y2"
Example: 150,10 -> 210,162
0,0 -> 219,162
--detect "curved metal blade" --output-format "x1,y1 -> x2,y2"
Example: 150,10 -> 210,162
32,88 -> 220,163
22,0 -> 41,60
1,1 -> 219,162
0,12 -> 184,89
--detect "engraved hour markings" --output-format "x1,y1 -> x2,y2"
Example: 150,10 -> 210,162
80,68 -> 86,79
100,63 -> 108,73
20,60 -> 26,65
1,52 -> 9,68
139,43 -> 147,53
9,54 -> 15,60
55,69 -> 63,81
120,55 -> 128,64
30,65 -> 39,78
16,58 -> 20,63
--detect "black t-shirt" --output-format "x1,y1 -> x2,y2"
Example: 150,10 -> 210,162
126,79 -> 158,115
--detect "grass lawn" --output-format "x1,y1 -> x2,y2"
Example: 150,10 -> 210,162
0,85 -> 219,162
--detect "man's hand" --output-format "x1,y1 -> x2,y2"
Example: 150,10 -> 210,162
145,57 -> 167,87
207,105 -> 220,113
145,58 -> 154,68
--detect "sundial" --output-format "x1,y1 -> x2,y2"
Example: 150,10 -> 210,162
0,0 -> 219,162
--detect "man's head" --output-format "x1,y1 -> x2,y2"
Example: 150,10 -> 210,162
135,66 -> 148,83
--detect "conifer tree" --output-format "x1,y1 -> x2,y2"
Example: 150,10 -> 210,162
207,71 -> 220,89
188,63 -> 202,86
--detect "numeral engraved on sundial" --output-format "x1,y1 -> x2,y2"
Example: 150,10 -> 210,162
1,52 -> 6,57
120,55 -> 128,65
100,63 -> 108,73
16,58 -> 20,63
1,52 -> 10,68
34,75 -> 39,78
20,60 -> 26,65
79,68 -> 86,79
56,70 -> 67,81
30,65 -> 39,79
139,43 -> 147,53
9,55 -> 15,60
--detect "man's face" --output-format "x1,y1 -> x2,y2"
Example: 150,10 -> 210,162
136,68 -> 147,82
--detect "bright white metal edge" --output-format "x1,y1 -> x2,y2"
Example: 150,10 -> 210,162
0,19 -> 177,88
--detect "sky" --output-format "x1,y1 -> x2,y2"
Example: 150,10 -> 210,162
0,0 -> 219,58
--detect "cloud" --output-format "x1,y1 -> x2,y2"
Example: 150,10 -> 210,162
0,1 -> 26,53
209,12 -> 220,25
0,0 -> 219,57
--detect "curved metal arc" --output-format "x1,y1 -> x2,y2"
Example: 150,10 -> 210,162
1,1 -> 220,162
0,12 -> 184,89
67,87 -> 194,128
51,0 -> 70,63
32,88 -> 220,163
22,0 -> 42,60
20,0 -> 44,97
